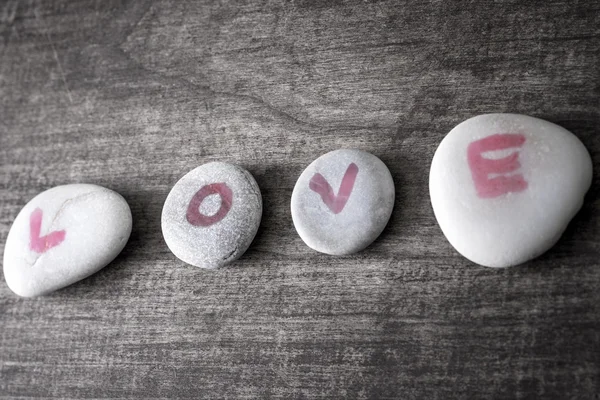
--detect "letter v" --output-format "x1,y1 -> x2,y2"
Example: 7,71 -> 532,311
309,163 -> 359,214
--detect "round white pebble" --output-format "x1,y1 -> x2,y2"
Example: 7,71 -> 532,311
3,184 -> 132,297
161,162 -> 262,269
291,149 -> 395,255
429,113 -> 592,268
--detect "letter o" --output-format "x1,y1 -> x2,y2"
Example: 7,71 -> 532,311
186,183 -> 233,227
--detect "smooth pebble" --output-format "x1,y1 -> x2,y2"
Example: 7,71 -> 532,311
3,184 -> 132,297
429,113 -> 593,268
162,162 -> 262,269
291,149 -> 395,255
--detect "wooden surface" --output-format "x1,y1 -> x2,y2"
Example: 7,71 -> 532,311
1,0 -> 599,398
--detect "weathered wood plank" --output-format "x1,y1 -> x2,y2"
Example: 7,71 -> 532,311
1,0 -> 599,398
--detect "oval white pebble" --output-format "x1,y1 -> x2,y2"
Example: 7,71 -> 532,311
3,184 -> 132,297
291,149 -> 395,255
429,113 -> 593,268
161,162 -> 262,269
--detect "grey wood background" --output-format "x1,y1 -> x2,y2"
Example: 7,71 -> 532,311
1,0 -> 599,398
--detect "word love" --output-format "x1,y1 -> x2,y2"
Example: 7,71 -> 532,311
2,115 -> 594,299
467,133 -> 528,198
29,208 -> 66,253
292,149 -> 395,256
309,162 -> 358,214
430,113 -> 592,268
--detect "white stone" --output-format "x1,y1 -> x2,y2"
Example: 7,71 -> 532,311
429,113 -> 592,268
161,162 -> 262,269
3,184 -> 132,297
291,149 -> 395,255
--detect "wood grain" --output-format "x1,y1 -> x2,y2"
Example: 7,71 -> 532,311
1,0 -> 599,398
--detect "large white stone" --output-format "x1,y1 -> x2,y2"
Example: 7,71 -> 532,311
429,113 -> 592,268
3,184 -> 132,297
161,162 -> 262,269
291,149 -> 395,255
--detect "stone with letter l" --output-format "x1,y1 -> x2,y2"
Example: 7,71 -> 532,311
3,184 -> 132,297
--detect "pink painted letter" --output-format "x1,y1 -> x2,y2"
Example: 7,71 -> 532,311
186,183 -> 233,227
309,163 -> 359,214
467,133 -> 528,198
29,208 -> 66,253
